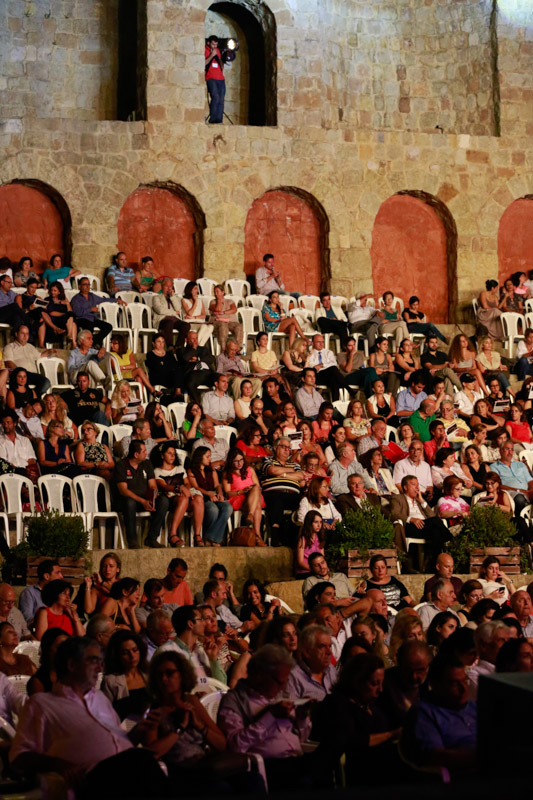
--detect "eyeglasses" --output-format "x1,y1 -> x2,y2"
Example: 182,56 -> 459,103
277,444 -> 290,449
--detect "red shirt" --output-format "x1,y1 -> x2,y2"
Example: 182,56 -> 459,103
205,46 -> 225,81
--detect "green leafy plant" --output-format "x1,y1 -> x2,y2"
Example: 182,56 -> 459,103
445,504 -> 517,572
26,511 -> 89,560
326,503 -> 395,570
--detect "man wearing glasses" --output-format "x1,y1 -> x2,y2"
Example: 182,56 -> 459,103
71,278 -> 125,346
262,437 -> 306,546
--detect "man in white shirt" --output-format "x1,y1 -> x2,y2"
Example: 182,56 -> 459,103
155,605 -> 227,684
389,476 -> 450,570
393,440 -> 433,496
201,373 -> 235,426
454,373 -> 484,419
417,579 -> 459,630
467,621 -> 510,700
295,367 -> 323,420
305,333 -> 346,401
255,253 -> 288,296
0,410 -> 38,481
347,292 -> 383,350
3,325 -> 54,395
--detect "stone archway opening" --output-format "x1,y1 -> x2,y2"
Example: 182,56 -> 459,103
117,183 -> 206,280
0,180 -> 72,273
371,191 -> 457,324
497,196 -> 533,286
244,188 -> 330,296
206,0 -> 277,126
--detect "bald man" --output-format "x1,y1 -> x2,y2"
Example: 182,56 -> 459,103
423,553 -> 463,602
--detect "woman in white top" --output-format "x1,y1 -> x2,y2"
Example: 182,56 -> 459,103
359,447 -> 398,497
296,476 -> 341,529
154,443 -> 203,547
431,447 -> 473,491
477,555 -> 516,606
180,281 -> 214,347
234,379 -> 253,421
110,380 -> 143,425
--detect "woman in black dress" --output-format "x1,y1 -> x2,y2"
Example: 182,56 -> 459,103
44,281 -> 77,346
6,367 -> 37,410
144,333 -> 184,400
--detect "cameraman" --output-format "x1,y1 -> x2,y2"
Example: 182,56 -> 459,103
205,35 -> 226,124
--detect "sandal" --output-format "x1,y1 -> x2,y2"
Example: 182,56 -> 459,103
168,534 -> 185,548
195,535 -> 205,547
255,535 -> 267,547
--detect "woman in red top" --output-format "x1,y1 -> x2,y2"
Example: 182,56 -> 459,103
236,425 -> 268,469
312,401 -> 338,444
35,580 -> 86,641
222,448 -> 266,546
505,403 -> 533,449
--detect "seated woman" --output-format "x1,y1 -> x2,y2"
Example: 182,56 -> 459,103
0,622 -> 36,676
297,475 -> 341,528
343,399 -> 371,442
180,281 -> 213,346
426,611 -> 458,654
236,424 -> 269,469
477,279 -> 505,340
110,380 -> 143,425
456,579 -> 484,626
396,421 -> 415,453
278,399 -> 300,435
461,423 -> 490,464
295,510 -> 326,577
101,630 -> 150,721
43,281 -> 77,347
251,333 -> 282,384
431,446 -> 473,492
234,379 -> 254,423
15,277 -> 46,346
359,447 -> 398,498
438,400 -> 470,447
501,276 -> 524,314
261,376 -> 289,419
37,420 -> 80,478
155,442 -> 203,547
474,471 -> 514,515
402,296 -> 447,343
388,614 -> 424,665
461,444 -> 490,492
182,401 -> 203,443
144,401 -> 174,444
312,401 -> 337,444
145,334 -> 184,401
296,420 -> 327,468
187,446 -> 233,547
505,403 -> 533,450
448,334 -> 488,394
394,338 -> 420,386
240,579 -> 281,627
208,284 -> 242,351
476,555 -> 516,606
365,337 -> 399,397
40,392 -> 77,440
357,554 -> 415,610
222,447 -> 266,546
324,424 -> 347,465
281,337 -> 308,388
27,627 -> 70,695
379,291 -> 410,348
74,420 -> 114,480
476,336 -> 513,397
14,256 -> 40,288
496,638 -> 533,673
100,578 -> 142,633
34,580 -> 86,641
42,253 -> 80,289
515,327 -> 533,381
469,399 -> 505,433
436,475 -> 470,528
81,552 -> 122,617
133,255 -> 157,293
300,450 -> 328,484
6,367 -> 37,410
110,334 -> 157,397
262,290 -> 307,349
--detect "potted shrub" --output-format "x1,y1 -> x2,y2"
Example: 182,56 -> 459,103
3,511 -> 89,586
326,502 -> 397,577
445,504 -> 520,575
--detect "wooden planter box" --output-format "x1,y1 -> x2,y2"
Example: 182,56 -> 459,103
469,547 -> 521,575
26,557 -> 86,586
339,548 -> 398,578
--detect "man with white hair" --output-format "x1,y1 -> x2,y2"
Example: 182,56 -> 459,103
417,579 -> 459,631
67,329 -> 111,387
305,334 -> 346,401
467,620 -> 510,700
510,590 -> 533,638
327,442 -> 368,497
287,625 -> 337,701
191,418 -> 229,469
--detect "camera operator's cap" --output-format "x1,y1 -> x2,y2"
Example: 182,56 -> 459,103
460,372 -> 476,383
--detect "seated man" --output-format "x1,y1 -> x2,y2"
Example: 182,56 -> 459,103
392,440 -> 433,497
155,605 -> 227,684
0,583 -> 32,639
111,440 -> 168,549
151,277 -> 190,348
401,656 -> 477,775
302,553 -> 355,600
105,252 -> 136,295
421,335 -> 462,397
85,615 -> 117,654
202,578 -> 253,633
305,334 -> 346,401
423,553 -> 463,602
295,367 -> 324,421
135,578 -> 178,627
313,599 -> 370,661
287,624 -> 337,700
380,641 -> 432,727
510,590 -> 533,638
409,399 -> 437,443
216,339 -> 262,399
261,436 -> 306,546
389,475 -> 449,571
0,410 -> 39,488
417,579 -> 459,631
402,297 -> 448,343
201,373 -> 235,426
194,562 -> 242,617
177,329 -> 216,404
3,324 -> 52,396
491,440 -> 533,515
191,419 -> 229,469
61,371 -> 111,428
70,277 -> 121,346
346,292 -> 383,351
467,620 -> 510,700
67,329 -> 111,388
19,559 -> 63,625
356,417 -> 389,458
0,274 -> 36,332
327,442 -> 368,497
10,636 -> 170,795
316,293 -> 349,348
395,371 -> 428,418
156,557 -> 194,606
119,418 -> 157,459
336,473 -> 381,516
143,609 -> 174,661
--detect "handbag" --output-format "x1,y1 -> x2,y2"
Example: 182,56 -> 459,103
229,526 -> 256,546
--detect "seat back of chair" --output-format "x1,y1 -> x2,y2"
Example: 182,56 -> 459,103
73,474 -> 111,513
37,474 -> 76,513
0,474 -> 35,514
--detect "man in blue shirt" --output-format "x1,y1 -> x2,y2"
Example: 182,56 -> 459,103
396,371 -> 428,417
19,559 -> 63,625
71,277 -> 125,345
491,440 -> 533,515
105,252 -> 136,295
0,274 -> 32,329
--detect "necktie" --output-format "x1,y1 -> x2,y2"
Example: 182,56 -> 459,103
318,351 -> 323,365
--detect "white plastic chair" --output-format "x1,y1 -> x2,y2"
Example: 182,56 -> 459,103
246,294 -> 267,312
237,307 -> 263,348
14,640 -> 41,667
0,715 -> 16,739
98,423 -> 132,448
0,474 -> 35,545
265,593 -> 296,614
36,356 -> 72,392
332,400 -> 349,416
37,474 -> 77,514
525,312 -> 533,331
98,301 -> 124,327
330,295 -> 348,312
191,677 -> 228,695
197,278 -> 217,296
200,690 -> 224,722
116,291 -> 140,304
299,295 -> 321,313
167,403 -> 188,438
216,425 -> 237,447
73,273 -> 101,291
385,425 -> 399,443
73,474 -> 125,549
173,278 -> 191,295
501,312 -> 525,358
519,450 -> 533,473
472,298 -> 479,317
225,279 -> 250,298
123,303 -> 158,351
7,674 -> 30,695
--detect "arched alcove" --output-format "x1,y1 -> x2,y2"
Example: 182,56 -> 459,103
117,183 -> 205,279
497,196 -> 533,285
370,191 -> 457,323
244,188 -> 330,295
0,180 -> 72,272
206,0 -> 276,126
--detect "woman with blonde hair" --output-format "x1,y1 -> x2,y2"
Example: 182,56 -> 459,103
109,333 -> 157,397
110,380 -> 143,425
388,613 -> 424,664
281,336 -> 308,387
40,392 -> 77,440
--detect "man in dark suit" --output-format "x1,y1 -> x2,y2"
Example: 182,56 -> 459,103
177,329 -> 216,403
336,474 -> 382,516
389,475 -> 449,572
